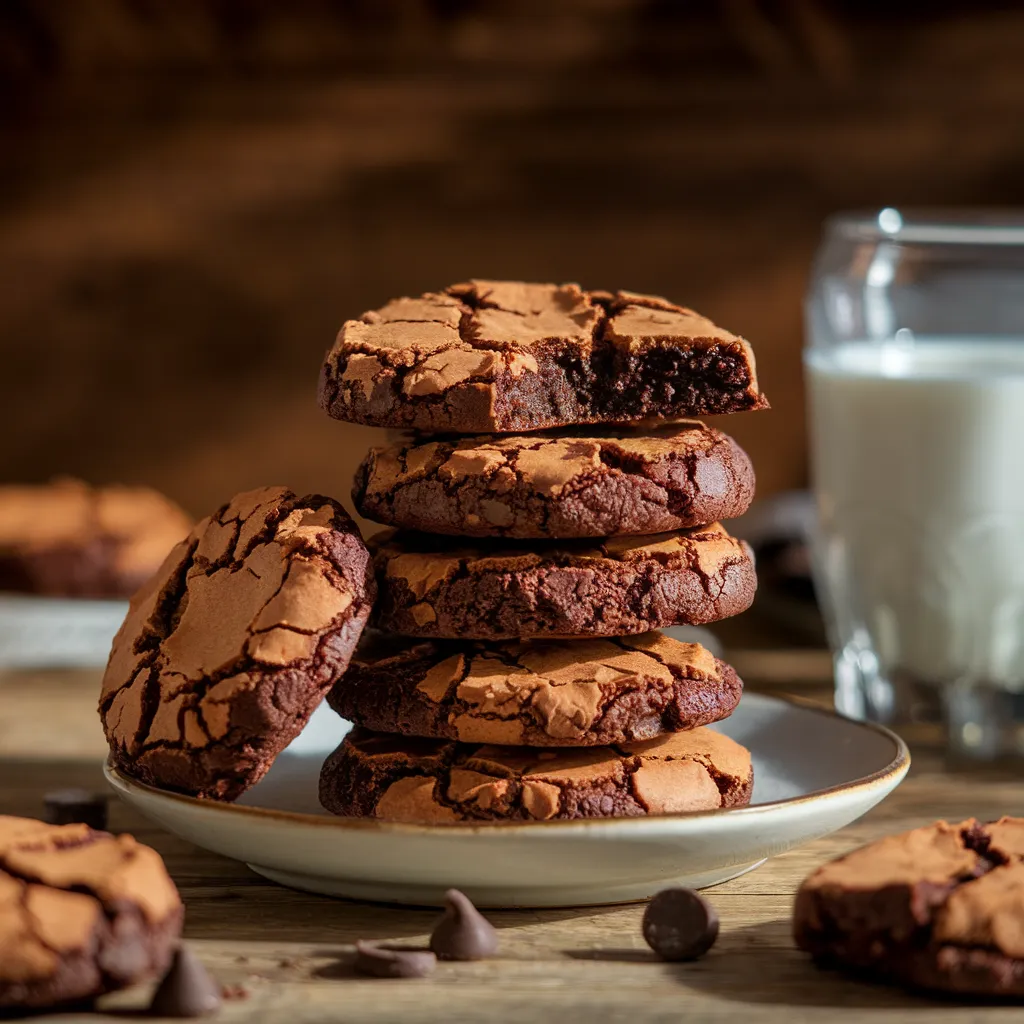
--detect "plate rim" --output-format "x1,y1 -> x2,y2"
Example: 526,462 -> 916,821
103,692 -> 911,836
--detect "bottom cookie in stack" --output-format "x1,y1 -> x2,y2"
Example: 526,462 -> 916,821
319,727 -> 752,823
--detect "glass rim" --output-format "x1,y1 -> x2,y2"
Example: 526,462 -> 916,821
826,208 -> 1024,245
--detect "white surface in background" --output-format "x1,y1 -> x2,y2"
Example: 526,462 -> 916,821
0,595 -> 126,668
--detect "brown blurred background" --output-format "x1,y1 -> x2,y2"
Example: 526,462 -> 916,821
2,0 -> 1023,525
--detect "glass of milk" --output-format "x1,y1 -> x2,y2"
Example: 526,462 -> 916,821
806,209 -> 1024,758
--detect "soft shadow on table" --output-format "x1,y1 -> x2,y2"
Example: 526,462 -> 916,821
566,949 -> 658,963
183,890 -> 624,943
677,920 -> 959,1010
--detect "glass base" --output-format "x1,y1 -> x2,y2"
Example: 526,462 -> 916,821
834,647 -> 1024,760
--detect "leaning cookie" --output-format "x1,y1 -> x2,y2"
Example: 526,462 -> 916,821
99,486 -> 375,800
794,816 -> 1024,997
370,524 -> 755,640
320,727 -> 753,823
353,423 -> 755,539
328,632 -> 742,746
319,280 -> 767,434
0,816 -> 182,1011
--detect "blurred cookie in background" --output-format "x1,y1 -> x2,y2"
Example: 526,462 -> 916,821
0,479 -> 191,600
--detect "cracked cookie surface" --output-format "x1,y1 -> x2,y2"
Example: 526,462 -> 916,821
370,523 -> 755,639
795,817 -> 1024,996
328,632 -> 742,746
319,280 -> 767,433
99,486 -> 375,800
319,726 -> 753,823
0,479 -> 192,599
0,816 -> 182,1010
353,422 -> 755,539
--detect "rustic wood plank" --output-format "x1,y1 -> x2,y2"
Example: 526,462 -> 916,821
0,664 -> 1020,1022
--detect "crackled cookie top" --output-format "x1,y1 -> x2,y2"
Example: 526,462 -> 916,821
0,479 -> 192,598
320,280 -> 767,433
99,486 -> 374,800
319,726 -> 753,823
369,523 -> 756,639
0,816 -> 181,1011
328,632 -> 743,746
795,817 -> 1024,997
354,422 -> 755,538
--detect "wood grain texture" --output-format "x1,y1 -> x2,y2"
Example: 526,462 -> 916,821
1,664 -> 1022,1021
3,4 -> 1024,520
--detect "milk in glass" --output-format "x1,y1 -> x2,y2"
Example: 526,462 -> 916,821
807,338 -> 1024,716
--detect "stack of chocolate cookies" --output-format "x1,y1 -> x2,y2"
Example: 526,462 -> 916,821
316,280 -> 768,824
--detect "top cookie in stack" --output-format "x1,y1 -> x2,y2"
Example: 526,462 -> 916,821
319,279 -> 766,433
316,280 -> 765,824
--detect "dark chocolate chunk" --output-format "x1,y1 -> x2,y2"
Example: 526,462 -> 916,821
44,789 -> 109,831
642,888 -> 719,961
429,890 -> 499,961
148,946 -> 222,1018
353,941 -> 436,979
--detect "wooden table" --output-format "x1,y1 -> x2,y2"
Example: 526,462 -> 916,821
3,661 -> 1023,1024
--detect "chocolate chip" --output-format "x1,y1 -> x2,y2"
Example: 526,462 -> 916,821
353,941 -> 436,978
642,888 -> 719,961
148,946 -> 222,1017
43,789 -> 108,831
429,889 -> 499,961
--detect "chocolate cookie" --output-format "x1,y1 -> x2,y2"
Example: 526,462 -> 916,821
328,632 -> 742,746
319,726 -> 753,823
0,479 -> 192,599
99,486 -> 375,800
794,816 -> 1024,997
353,423 -> 755,539
370,523 -> 755,640
0,816 -> 182,1011
319,280 -> 767,433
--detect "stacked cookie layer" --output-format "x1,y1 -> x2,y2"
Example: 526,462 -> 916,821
318,280 -> 766,825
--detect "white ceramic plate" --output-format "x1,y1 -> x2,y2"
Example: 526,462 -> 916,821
0,594 -> 126,668
105,693 -> 909,908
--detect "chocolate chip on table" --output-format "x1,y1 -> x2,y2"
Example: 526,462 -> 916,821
642,888 -> 720,961
148,946 -> 223,1018
43,788 -> 109,831
429,890 -> 499,961
353,941 -> 437,979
